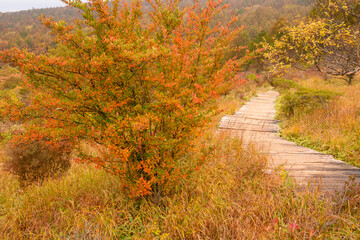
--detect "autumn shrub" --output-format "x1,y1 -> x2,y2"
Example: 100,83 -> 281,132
0,0 -> 247,197
3,140 -> 72,187
276,87 -> 339,119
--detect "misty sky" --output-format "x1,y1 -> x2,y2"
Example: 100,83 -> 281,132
0,0 -> 67,13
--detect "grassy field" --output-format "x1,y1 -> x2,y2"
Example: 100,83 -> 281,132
276,75 -> 360,167
1,131 -> 360,239
0,83 -> 359,239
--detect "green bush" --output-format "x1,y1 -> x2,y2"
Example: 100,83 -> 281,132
272,78 -> 299,91
277,87 -> 339,119
4,141 -> 72,187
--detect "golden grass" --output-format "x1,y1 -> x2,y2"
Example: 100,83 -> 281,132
280,77 -> 360,167
0,84 -> 359,239
0,132 -> 359,239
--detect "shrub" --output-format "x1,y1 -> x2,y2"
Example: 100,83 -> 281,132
277,87 -> 339,119
0,0 -> 244,198
271,77 -> 299,91
4,140 -> 72,187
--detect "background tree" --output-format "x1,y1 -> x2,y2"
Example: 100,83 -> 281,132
270,16 -> 289,38
0,7 -> 81,54
0,0 -> 245,198
0,0 -> 315,77
310,0 -> 360,25
265,0 -> 360,84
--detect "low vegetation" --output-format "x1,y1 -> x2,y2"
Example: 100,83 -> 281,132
3,140 -> 72,187
0,84 -> 358,239
275,75 -> 360,167
0,127 -> 360,239
275,80 -> 339,119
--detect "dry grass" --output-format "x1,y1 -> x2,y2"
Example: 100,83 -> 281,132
280,77 -> 360,167
0,131 -> 359,239
0,83 -> 359,239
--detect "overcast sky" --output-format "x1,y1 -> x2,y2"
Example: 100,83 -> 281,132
0,0 -> 67,13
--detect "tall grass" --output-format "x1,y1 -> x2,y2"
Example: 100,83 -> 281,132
0,85 -> 359,239
279,77 -> 360,167
0,130 -> 359,238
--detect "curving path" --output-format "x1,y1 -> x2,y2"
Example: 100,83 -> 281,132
219,91 -> 360,191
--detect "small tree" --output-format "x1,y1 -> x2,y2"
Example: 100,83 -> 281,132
265,0 -> 360,84
1,0 -> 245,197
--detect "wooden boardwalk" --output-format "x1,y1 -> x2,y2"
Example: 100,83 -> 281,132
219,91 -> 360,191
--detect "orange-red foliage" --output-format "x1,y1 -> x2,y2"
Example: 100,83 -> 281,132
1,0 -> 246,197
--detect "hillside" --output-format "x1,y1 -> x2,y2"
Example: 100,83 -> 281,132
0,0 -> 312,54
0,7 -> 80,54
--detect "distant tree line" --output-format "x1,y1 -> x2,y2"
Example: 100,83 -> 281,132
0,0 -> 312,58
